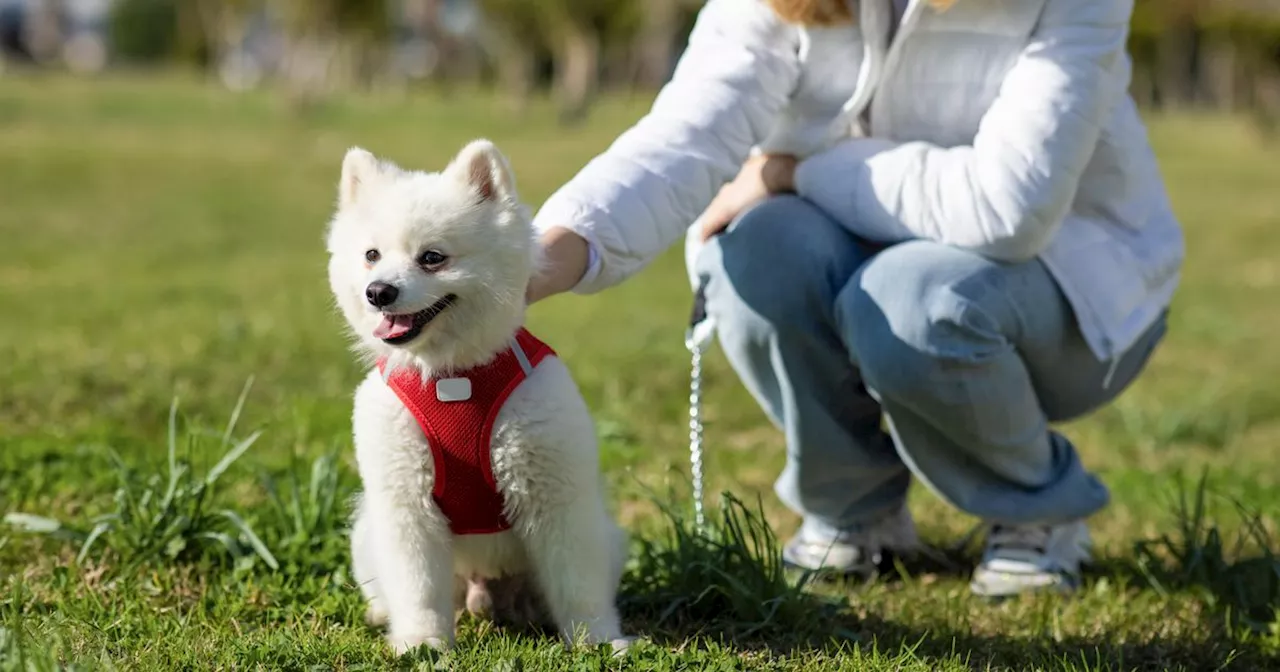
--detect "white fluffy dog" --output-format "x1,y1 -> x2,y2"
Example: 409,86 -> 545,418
326,140 -> 630,655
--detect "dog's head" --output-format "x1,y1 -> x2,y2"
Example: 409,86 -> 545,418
325,140 -> 537,371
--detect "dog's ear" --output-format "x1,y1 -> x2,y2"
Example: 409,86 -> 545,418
340,147 -> 382,208
447,139 -> 517,204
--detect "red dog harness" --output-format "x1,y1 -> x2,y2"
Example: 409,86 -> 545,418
377,328 -> 555,535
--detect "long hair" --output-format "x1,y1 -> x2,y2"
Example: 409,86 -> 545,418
766,0 -> 955,26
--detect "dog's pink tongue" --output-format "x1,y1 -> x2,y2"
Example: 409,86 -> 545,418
373,314 -> 415,340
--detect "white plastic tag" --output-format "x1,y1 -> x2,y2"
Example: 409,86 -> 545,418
436,378 -> 472,402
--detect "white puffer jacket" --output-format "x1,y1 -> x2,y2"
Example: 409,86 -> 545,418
531,0 -> 1184,367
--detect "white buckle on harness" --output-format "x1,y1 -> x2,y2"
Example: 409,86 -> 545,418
436,377 -> 473,402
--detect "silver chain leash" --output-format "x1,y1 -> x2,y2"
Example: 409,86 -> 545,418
685,282 -> 715,531
686,334 -> 708,530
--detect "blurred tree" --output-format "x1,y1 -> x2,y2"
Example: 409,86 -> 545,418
476,0 -> 641,124
109,0 -> 252,68
23,0 -> 64,65
271,0 -> 392,105
81,0 -> 1280,134
629,0 -> 701,88
191,0 -> 256,72
110,0 -> 191,64
398,0 -> 482,83
1134,0 -> 1208,108
172,0 -> 211,66
474,0 -> 547,115
1131,0 -> 1280,134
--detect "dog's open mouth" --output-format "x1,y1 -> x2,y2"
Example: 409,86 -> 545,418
374,294 -> 458,345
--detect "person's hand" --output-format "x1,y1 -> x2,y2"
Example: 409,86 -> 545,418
698,153 -> 798,242
525,226 -> 590,305
526,154 -> 798,303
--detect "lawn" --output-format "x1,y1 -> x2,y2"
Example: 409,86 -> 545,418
0,74 -> 1278,671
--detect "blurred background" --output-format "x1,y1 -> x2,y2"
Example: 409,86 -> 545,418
1,0 -> 1278,127
2,1 -> 1280,667
0,0 -> 697,122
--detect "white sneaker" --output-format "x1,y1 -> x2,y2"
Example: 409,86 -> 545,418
781,506 -> 921,575
969,520 -> 1092,598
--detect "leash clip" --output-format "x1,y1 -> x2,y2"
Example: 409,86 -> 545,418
685,281 -> 716,353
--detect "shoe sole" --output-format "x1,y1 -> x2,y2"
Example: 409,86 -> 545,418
782,556 -> 879,580
781,548 -> 918,581
969,569 -> 1080,599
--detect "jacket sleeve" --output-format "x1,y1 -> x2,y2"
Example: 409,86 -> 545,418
794,0 -> 1132,263
530,0 -> 801,293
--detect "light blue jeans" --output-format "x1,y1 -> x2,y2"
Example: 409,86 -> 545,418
690,196 -> 1166,535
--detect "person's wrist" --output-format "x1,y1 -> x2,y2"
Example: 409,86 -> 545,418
526,226 -> 590,304
761,154 -> 798,194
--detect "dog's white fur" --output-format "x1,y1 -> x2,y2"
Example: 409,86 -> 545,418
326,141 -> 629,655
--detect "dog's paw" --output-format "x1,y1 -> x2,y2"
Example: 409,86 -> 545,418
464,579 -> 495,618
387,630 -> 452,656
609,636 -> 637,657
364,604 -> 389,628
467,575 -> 553,629
560,624 -> 630,652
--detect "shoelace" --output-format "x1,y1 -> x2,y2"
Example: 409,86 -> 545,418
987,524 -> 1053,553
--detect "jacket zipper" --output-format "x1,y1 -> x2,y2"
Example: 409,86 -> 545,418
839,0 -> 927,135
870,0 -> 926,137
837,6 -> 882,126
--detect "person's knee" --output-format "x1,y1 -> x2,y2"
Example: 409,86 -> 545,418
836,241 -> 1014,397
697,196 -> 864,331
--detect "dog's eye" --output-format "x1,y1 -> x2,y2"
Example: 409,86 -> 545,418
418,250 -> 448,268
364,249 -> 381,264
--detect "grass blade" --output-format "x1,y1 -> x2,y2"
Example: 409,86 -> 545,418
205,430 -> 262,487
218,510 -> 279,571
221,376 -> 256,448
287,459 -> 305,535
195,531 -> 242,560
76,521 -> 113,565
258,472 -> 289,531
161,397 -> 181,510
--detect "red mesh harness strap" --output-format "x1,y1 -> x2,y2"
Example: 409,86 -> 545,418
376,328 -> 555,535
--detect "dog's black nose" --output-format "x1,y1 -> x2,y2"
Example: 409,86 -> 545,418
365,282 -> 399,308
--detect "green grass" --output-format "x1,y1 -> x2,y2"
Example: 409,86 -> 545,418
1,73 -> 1279,670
